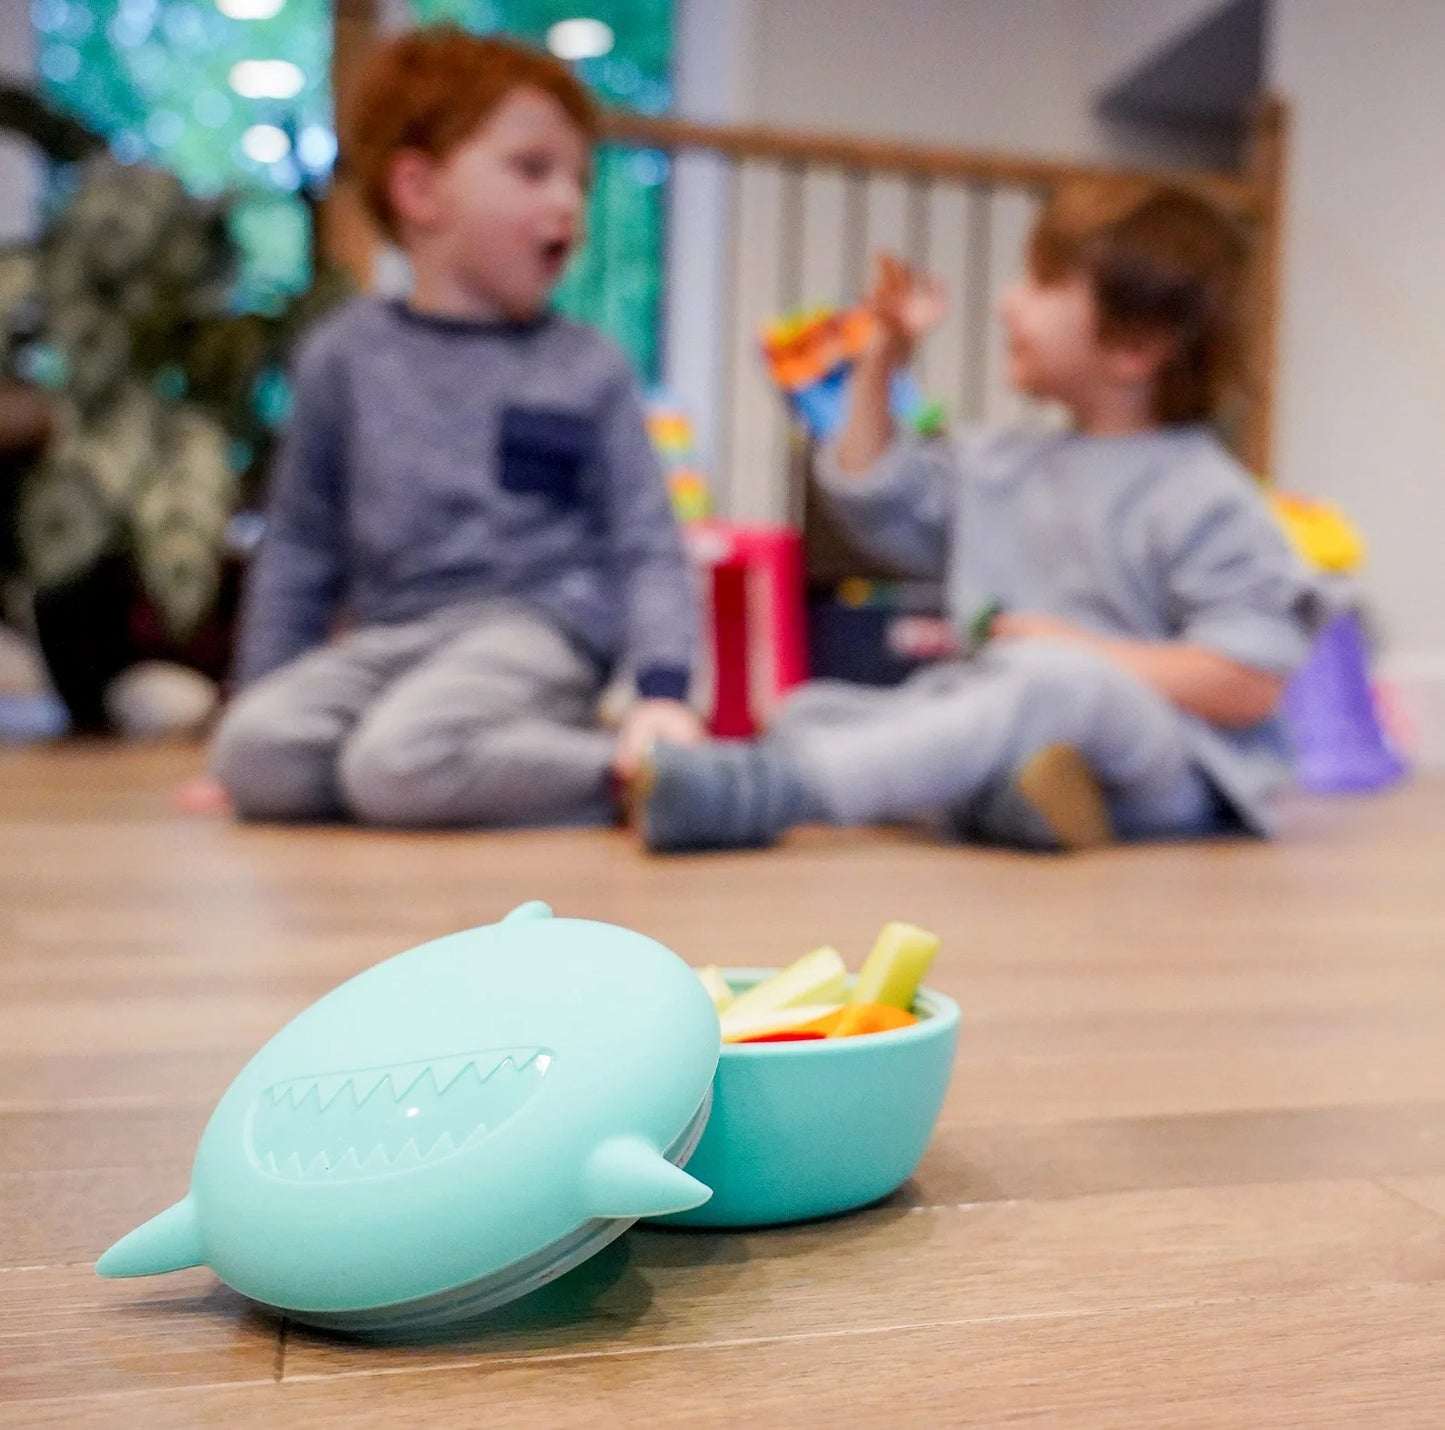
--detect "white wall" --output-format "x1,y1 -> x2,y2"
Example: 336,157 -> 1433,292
1271,0 -> 1445,764
748,0 -> 1225,159
1086,0 -> 1238,85
0,0 -> 42,245
748,0 -> 1093,151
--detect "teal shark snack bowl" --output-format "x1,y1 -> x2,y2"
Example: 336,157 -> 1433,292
655,970 -> 959,1228
97,903 -> 720,1336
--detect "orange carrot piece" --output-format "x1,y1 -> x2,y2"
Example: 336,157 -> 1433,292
732,1003 -> 919,1043
734,1030 -> 827,1044
826,1004 -> 918,1038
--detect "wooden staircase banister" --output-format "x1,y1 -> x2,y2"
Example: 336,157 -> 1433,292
599,110 -> 1269,218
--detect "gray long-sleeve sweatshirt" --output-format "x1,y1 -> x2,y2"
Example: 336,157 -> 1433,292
233,297 -> 697,700
815,424 -> 1321,833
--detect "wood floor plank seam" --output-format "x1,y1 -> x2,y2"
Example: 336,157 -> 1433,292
0,1260 -> 96,1274
1373,1178 -> 1445,1225
2,1291 -> 1261,1410
279,1292 -> 1338,1385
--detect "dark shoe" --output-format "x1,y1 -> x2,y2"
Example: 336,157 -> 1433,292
632,741 -> 816,853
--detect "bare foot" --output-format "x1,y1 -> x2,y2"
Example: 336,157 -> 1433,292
172,774 -> 233,817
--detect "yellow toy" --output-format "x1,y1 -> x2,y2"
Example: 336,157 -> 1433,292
645,394 -> 714,522
667,470 -> 712,522
761,306 -> 875,391
1267,493 -> 1366,574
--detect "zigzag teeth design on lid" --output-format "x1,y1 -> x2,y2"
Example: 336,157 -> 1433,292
313,1074 -> 352,1111
249,1049 -> 552,1182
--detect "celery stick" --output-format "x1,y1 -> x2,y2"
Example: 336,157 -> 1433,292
849,923 -> 941,1009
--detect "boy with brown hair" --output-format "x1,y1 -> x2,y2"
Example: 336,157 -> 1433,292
637,177 -> 1317,853
211,27 -> 701,827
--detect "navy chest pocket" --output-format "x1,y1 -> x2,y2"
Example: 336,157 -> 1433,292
499,407 -> 596,506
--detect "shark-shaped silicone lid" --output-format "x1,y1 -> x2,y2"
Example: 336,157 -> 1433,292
98,902 -> 719,1334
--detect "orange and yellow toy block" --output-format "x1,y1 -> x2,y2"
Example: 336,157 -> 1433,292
761,306 -> 876,392
666,470 -> 712,523
760,304 -> 935,440
644,393 -> 714,523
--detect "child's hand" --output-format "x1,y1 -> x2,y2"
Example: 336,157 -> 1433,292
990,612 -> 1099,646
614,699 -> 704,779
866,253 -> 948,367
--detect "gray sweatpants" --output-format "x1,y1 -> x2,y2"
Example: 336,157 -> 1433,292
770,641 -> 1224,843
212,603 -> 616,827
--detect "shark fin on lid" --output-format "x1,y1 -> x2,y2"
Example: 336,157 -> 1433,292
96,1197 -> 203,1279
583,1135 -> 712,1218
500,901 -> 554,925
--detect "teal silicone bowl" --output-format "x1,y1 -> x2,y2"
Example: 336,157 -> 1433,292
655,970 -> 959,1228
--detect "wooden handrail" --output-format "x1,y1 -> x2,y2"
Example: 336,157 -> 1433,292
1240,95 -> 1289,476
600,111 -> 1268,218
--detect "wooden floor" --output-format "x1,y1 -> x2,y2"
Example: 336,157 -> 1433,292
3,744 -> 1445,1427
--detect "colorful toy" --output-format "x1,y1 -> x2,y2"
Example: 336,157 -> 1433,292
644,391 -> 713,522
762,305 -> 874,389
1267,493 -> 1366,574
682,519 -> 808,738
98,903 -> 719,1335
1283,611 -> 1407,793
910,399 -> 949,439
760,304 -> 932,440
966,599 -> 1006,654
667,470 -> 712,523
1261,493 -> 1405,792
645,407 -> 694,460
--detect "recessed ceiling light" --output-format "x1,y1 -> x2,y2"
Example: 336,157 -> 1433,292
230,59 -> 306,100
217,0 -> 286,18
546,18 -> 615,62
241,123 -> 291,164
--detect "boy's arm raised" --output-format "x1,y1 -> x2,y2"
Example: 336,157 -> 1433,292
833,254 -> 946,476
833,345 -> 898,476
815,255 -> 955,580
